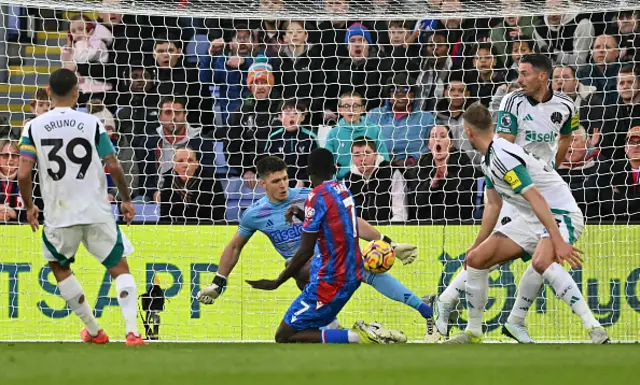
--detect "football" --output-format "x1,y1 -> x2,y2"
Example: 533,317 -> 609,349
362,240 -> 395,273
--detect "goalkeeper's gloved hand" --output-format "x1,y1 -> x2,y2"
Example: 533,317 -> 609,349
382,235 -> 418,266
196,273 -> 227,305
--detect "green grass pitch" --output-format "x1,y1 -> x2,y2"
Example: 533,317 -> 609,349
0,343 -> 638,385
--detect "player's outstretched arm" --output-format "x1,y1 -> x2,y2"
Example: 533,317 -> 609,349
197,232 -> 248,305
521,187 -> 583,268
469,188 -> 502,252
555,133 -> 572,169
357,218 -> 417,265
246,231 -> 318,291
17,156 -> 39,232
104,154 -> 135,225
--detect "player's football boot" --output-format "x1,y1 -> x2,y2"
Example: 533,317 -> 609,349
442,330 -> 482,344
80,328 -> 109,344
421,296 -> 439,343
588,327 -> 611,344
502,323 -> 535,344
425,294 -> 454,338
125,332 -> 148,346
353,320 -> 386,344
369,322 -> 408,344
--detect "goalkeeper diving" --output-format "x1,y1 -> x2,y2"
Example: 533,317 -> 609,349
197,156 -> 435,338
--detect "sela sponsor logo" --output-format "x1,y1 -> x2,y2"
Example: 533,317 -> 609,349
269,224 -> 303,243
525,130 -> 558,143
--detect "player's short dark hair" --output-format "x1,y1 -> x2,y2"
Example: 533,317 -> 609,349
351,136 -> 377,151
257,156 -> 287,179
307,148 -> 336,178
159,96 -> 188,110
48,68 -> 78,98
462,103 -> 493,132
520,53 -> 553,77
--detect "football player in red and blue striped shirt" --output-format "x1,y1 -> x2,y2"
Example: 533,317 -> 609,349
247,148 -> 407,344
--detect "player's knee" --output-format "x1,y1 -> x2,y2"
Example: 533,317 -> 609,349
531,254 -> 551,275
466,249 -> 483,269
274,329 -> 291,343
294,276 -> 308,291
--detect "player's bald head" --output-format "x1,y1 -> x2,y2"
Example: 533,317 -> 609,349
463,103 -> 494,133
48,68 -> 78,99
308,148 -> 336,180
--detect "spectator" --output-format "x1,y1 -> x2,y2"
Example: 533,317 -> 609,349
367,73 -> 434,169
255,0 -> 285,57
24,87 -> 51,126
98,0 -> 153,66
597,126 -> 640,222
264,99 -> 319,187
200,24 -> 258,125
505,37 -> 536,82
160,147 -> 226,224
324,92 -> 389,180
609,10 -> 640,63
224,57 -> 280,188
435,72 -> 481,168
490,14 -> 537,62
414,125 -> 476,222
533,0 -> 595,65
274,20 -> 324,126
0,140 -> 22,222
152,96 -> 217,202
604,65 -> 640,161
557,127 -> 600,217
344,137 -> 406,222
314,0 -> 351,64
552,65 -> 608,145
379,20 -> 421,78
576,34 -> 620,105
87,99 -> 135,202
324,23 -> 389,117
417,30 -> 453,112
152,34 -> 213,127
61,14 -> 115,106
465,42 -> 507,107
115,66 -> 160,200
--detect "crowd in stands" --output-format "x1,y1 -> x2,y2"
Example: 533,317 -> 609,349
1,0 -> 640,224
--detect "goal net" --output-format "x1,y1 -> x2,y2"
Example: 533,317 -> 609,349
0,0 -> 639,342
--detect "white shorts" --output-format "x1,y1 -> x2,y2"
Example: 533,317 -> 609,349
494,210 -> 584,258
496,202 -> 519,228
42,222 -> 134,269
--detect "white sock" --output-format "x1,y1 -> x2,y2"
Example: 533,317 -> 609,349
465,267 -> 489,337
58,275 -> 101,336
347,330 -> 361,343
508,264 -> 544,326
115,273 -> 139,336
440,269 -> 468,304
542,263 -> 601,330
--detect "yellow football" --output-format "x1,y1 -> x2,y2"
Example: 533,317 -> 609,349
362,240 -> 395,273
